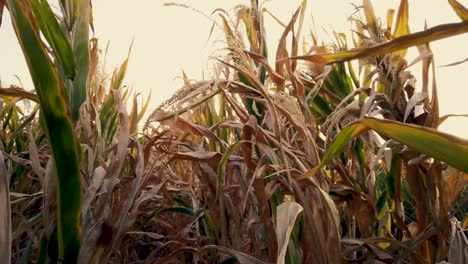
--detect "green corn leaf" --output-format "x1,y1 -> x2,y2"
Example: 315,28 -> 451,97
10,107 -> 39,139
137,91 -> 151,123
59,0 -> 75,29
203,210 -> 217,242
216,141 -> 243,200
99,58 -> 129,128
29,0 -> 76,80
70,0 -> 90,121
36,235 -> 48,264
7,0 -> 82,262
110,58 -> 129,91
161,206 -> 194,217
386,154 -> 400,199
322,117 -> 468,173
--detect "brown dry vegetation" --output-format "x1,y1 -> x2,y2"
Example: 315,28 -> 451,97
1,0 -> 468,263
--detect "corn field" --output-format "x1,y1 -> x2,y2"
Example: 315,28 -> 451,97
0,0 -> 467,263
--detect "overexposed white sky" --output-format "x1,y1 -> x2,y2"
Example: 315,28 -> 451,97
0,0 -> 467,138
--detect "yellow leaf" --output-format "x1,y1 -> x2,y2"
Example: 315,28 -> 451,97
448,0 -> 468,21
393,0 -> 410,57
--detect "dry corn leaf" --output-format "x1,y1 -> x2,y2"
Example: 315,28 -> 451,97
173,151 -> 222,161
128,94 -> 138,134
387,9 -> 395,34
275,6 -> 301,79
436,114 -> 468,128
27,132 -> 45,182
442,167 -> 466,210
416,42 -> 434,116
101,90 -> 131,262
201,245 -> 271,264
295,0 -> 308,42
317,187 -> 342,262
289,21 -> 468,64
0,86 -> 39,103
43,159 -> 57,238
342,239 -> 394,261
0,148 -> 11,263
448,0 -> 468,21
245,50 -> 285,85
126,231 -> 164,240
363,0 -> 378,34
405,50 -> 433,69
0,0 -> 4,26
134,181 -> 166,208
78,222 -> 106,263
241,115 -> 258,172
170,116 -> 220,141
448,217 -> 468,263
292,184 -> 341,262
275,201 -> 303,264
107,137 -> 145,262
440,56 -> 468,67
403,92 -> 426,122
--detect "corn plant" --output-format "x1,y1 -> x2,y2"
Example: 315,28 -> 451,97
145,0 -> 468,263
1,1 -> 151,263
3,0 -> 88,262
1,0 -> 467,263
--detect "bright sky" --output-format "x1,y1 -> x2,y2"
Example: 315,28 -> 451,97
0,0 -> 467,138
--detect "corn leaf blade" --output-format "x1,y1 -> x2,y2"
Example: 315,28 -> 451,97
7,0 -> 82,261
276,201 -> 303,264
0,86 -> 38,103
0,0 -> 5,26
448,0 -> 468,21
291,21 -> 468,64
322,117 -> 468,173
0,149 -> 11,264
393,0 -> 410,57
29,0 -> 76,80
70,0 -> 90,121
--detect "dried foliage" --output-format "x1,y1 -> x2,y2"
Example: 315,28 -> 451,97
1,0 -> 467,263
144,0 -> 468,263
